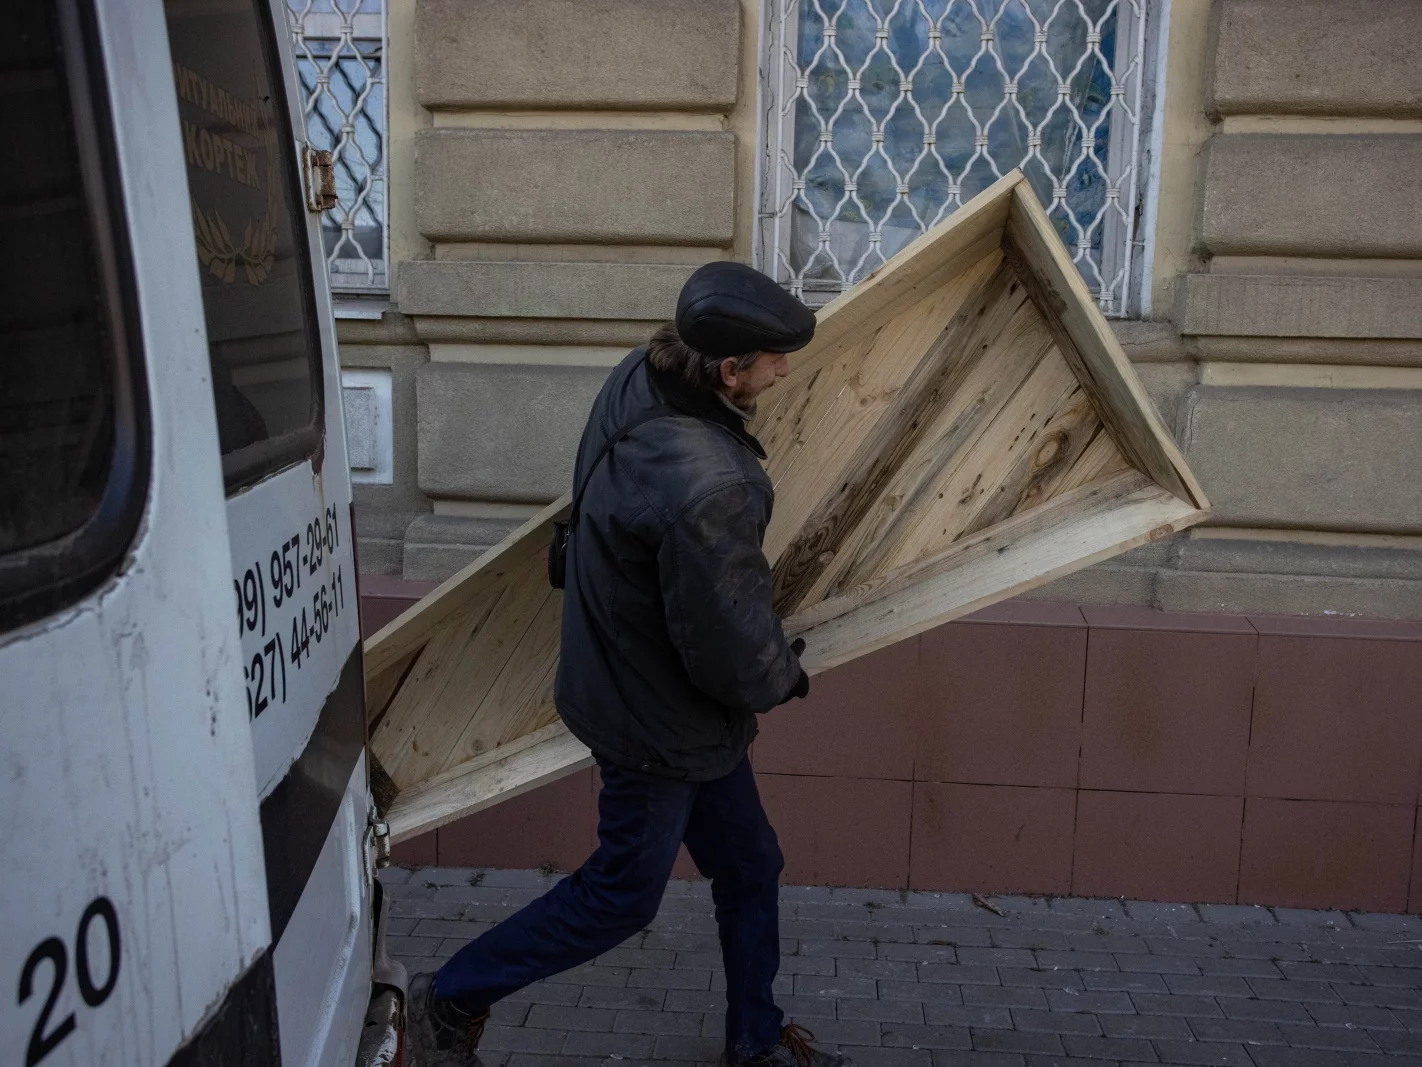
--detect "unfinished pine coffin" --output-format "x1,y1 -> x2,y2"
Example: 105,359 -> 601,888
364,172 -> 1210,843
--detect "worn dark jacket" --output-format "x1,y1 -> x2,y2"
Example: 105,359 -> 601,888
553,347 -> 803,781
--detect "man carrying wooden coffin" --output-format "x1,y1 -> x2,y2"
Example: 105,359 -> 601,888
407,263 -> 850,1067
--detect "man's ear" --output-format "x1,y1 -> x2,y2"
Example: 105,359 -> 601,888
718,356 -> 740,388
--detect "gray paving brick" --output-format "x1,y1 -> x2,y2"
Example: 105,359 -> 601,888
800,938 -> 881,960
963,986 -> 1050,1010
972,1028 -> 1067,1055
379,866 -> 415,885
504,982 -> 584,1006
578,986 -> 666,1011
1131,994 -> 1224,1018
1198,905 -> 1278,927
525,1004 -> 616,1032
503,1056 -> 603,1067
1347,914 -> 1422,934
386,934 -> 445,956
1011,1009 -> 1102,1036
838,997 -> 926,1024
562,1030 -> 657,1057
642,929 -> 719,953
1358,965 -> 1422,987
547,964 -> 630,987
1211,940 -> 1313,962
779,885 -> 836,904
1276,1023 -> 1379,1052
628,967 -> 712,990
881,943 -> 961,964
1391,1006 -> 1422,1032
795,1018 -> 884,1045
924,1004 -> 1016,1029
598,947 -> 676,969
1273,910 -> 1350,930
993,928 -> 1074,951
1220,999 -> 1313,1025
839,958 -> 921,981
490,1001 -> 532,1026
1036,951 -> 1120,972
1126,902 -> 1203,924
1118,955 -> 1203,976
480,1024 -> 567,1054
838,923 -> 922,944
611,1008 -> 703,1035
1304,1003 -> 1401,1029
778,954 -> 838,976
958,947 -> 1039,968
701,1011 -> 726,1039
661,988 -> 722,1014
1071,932 -> 1152,955
382,880 -> 439,900
650,1034 -> 725,1060
795,974 -> 879,999
935,1053 -> 1026,1067
673,949 -> 724,971
1101,1014 -> 1194,1040
1247,979 -> 1343,1003
1146,937 -> 1231,958
881,1024 -> 974,1050
1163,975 -> 1253,998
1045,989 -> 1136,1014
916,925 -> 994,947
834,1047 -> 933,1067
1197,958 -> 1284,979
1059,1034 -> 1158,1060
1151,1037 -> 1252,1065
1025,1058 -> 1130,1067
1051,899 -> 1129,921
878,980 -> 965,1004
1084,971 -> 1170,994
1276,963 -> 1366,985
1371,1029 -> 1422,1054
385,917 -> 419,936
1246,1046 -> 1348,1067
1001,968 -> 1086,991
1187,1016 -> 1287,1045
918,964 -> 1002,985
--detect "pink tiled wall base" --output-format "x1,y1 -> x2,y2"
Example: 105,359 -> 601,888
367,583 -> 1422,914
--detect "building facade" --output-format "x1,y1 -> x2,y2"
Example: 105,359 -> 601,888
337,0 -> 1422,910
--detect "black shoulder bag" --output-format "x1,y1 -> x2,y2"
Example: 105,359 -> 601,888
548,406 -> 677,589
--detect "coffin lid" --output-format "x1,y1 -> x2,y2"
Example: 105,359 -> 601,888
363,172 -> 1210,843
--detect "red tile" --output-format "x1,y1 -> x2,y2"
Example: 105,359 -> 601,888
1411,811 -> 1422,915
360,594 -> 423,638
756,639 -> 917,780
1080,628 -> 1255,795
910,783 -> 1075,895
916,617 -> 1086,788
1073,791 -> 1243,903
392,831 -> 437,868
1248,614 -> 1422,642
756,774 -> 912,888
1082,605 -> 1255,635
438,770 -> 596,872
1240,798 -> 1414,913
1247,635 -> 1422,804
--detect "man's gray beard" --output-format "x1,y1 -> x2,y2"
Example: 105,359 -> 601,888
716,389 -> 755,421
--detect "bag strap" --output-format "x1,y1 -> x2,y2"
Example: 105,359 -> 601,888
569,404 -> 679,528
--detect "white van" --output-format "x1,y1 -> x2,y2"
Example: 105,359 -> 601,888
2,0 -> 392,1063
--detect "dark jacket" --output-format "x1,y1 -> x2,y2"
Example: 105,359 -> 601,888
553,347 -> 803,781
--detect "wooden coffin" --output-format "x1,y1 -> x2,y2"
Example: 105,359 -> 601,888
364,172 -> 1210,843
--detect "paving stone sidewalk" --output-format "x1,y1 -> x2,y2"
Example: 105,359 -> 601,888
382,867 -> 1422,1067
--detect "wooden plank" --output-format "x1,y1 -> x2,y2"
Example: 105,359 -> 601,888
1002,184 -> 1209,509
371,550 -> 552,789
363,495 -> 567,690
386,722 -> 593,843
786,470 -> 1207,673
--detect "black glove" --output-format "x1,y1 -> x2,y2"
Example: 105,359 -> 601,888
778,638 -> 810,704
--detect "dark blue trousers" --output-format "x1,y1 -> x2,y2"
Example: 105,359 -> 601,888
434,755 -> 786,1060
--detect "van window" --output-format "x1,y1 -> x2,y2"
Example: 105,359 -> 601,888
164,0 -> 325,493
0,0 -> 148,630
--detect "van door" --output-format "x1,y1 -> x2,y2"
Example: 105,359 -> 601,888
160,1 -> 371,1064
0,0 -> 273,1064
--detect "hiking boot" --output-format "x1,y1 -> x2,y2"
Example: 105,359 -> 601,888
405,971 -> 489,1067
727,1023 -> 852,1067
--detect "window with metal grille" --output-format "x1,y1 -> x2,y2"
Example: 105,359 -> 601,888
286,0 -> 387,294
757,0 -> 1152,316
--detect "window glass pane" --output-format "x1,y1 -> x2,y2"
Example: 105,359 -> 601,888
165,0 -> 324,490
0,3 -> 115,554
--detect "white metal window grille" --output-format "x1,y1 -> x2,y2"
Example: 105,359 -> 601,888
286,0 -> 388,292
758,0 -> 1149,315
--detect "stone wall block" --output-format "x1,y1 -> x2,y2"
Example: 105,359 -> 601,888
1180,274 -> 1422,339
397,260 -> 698,320
415,0 -> 740,110
414,128 -> 736,244
416,361 -> 610,502
1179,385 -> 1422,533
1209,0 -> 1422,117
1198,134 -> 1422,257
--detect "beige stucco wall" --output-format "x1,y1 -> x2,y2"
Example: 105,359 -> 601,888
343,0 -> 1422,618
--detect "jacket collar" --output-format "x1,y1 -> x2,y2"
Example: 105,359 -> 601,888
643,353 -> 768,461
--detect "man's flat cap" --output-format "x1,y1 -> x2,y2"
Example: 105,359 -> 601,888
675,261 -> 816,360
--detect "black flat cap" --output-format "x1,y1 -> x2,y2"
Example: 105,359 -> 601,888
675,262 -> 816,360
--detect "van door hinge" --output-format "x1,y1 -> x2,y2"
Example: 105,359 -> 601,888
302,144 -> 337,213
